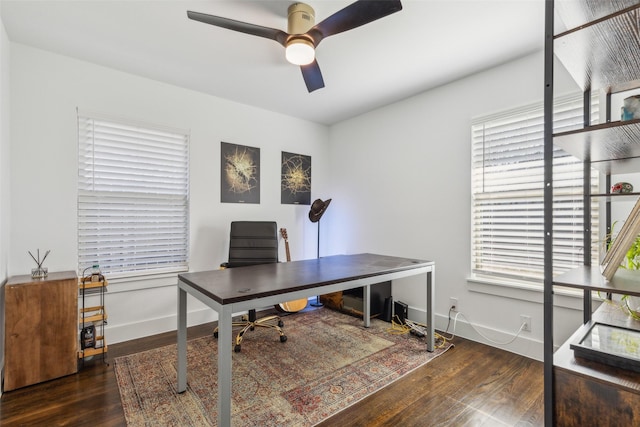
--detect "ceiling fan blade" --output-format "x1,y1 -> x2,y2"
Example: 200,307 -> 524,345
307,0 -> 402,46
301,60 -> 325,93
187,11 -> 288,47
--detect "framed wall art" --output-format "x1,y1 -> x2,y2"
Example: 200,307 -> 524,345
221,142 -> 260,204
281,151 -> 311,205
571,322 -> 640,373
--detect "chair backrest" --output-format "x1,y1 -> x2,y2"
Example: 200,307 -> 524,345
227,221 -> 279,268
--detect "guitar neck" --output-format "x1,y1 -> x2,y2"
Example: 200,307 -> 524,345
284,240 -> 291,262
280,228 -> 292,262
277,228 -> 307,313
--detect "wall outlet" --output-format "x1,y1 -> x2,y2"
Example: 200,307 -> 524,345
520,315 -> 531,332
449,297 -> 458,311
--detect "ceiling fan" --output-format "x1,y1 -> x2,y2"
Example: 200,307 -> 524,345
187,1 -> 403,93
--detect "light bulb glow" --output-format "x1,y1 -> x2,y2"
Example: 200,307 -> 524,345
285,39 -> 315,65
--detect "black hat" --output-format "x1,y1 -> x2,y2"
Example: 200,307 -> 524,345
309,198 -> 331,223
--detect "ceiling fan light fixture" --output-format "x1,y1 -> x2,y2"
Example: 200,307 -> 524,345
187,0 -> 403,92
285,38 -> 315,65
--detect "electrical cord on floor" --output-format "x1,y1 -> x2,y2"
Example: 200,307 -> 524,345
386,315 -> 452,349
444,307 -> 526,346
387,315 -> 411,335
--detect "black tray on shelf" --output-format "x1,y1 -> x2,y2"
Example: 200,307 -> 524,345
571,322 -> 640,373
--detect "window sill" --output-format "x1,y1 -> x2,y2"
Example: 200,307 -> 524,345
467,275 -> 596,311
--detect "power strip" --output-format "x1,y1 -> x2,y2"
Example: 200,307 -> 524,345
405,319 -> 428,337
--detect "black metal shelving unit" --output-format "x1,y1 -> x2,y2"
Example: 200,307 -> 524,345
78,276 -> 108,365
544,1 -> 640,424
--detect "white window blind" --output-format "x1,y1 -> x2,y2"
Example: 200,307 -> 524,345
77,111 -> 189,277
471,95 -> 599,283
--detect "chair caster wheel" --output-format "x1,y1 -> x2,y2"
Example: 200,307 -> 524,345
278,320 -> 284,327
234,345 -> 241,353
280,335 -> 287,343
213,331 -> 218,338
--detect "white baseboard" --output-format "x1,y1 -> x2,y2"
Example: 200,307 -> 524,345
106,307 -> 217,345
408,306 -> 544,361
105,304 -> 291,345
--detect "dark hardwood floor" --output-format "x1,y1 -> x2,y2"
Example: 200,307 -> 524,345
0,314 -> 543,426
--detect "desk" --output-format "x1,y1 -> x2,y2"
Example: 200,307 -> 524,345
177,253 -> 435,427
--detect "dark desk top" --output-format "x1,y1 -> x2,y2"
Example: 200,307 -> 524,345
179,253 -> 433,305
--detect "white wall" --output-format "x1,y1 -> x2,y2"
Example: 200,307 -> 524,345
0,11 -> 11,395
326,51 -> 585,360
6,41 -> 592,361
9,43 -> 330,343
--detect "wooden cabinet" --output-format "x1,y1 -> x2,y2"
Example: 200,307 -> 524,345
553,303 -> 640,426
3,271 -> 78,391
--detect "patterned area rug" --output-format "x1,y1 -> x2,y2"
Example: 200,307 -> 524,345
114,308 -> 451,426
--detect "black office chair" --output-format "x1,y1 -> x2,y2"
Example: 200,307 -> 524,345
213,221 -> 287,352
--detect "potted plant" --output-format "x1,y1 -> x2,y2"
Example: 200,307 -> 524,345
606,221 -> 640,319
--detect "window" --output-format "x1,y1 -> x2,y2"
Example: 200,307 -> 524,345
471,95 -> 599,283
77,111 -> 189,278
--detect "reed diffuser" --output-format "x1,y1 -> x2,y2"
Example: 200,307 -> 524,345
29,249 -> 50,278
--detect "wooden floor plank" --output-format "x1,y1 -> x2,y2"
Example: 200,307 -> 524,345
0,318 -> 543,426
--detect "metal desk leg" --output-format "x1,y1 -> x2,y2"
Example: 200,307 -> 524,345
177,285 -> 187,393
217,305 -> 233,427
363,284 -> 371,328
427,268 -> 435,352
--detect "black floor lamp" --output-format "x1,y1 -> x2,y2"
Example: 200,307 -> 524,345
309,198 -> 331,307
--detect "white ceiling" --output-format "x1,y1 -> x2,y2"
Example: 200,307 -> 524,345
0,0 -> 544,125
